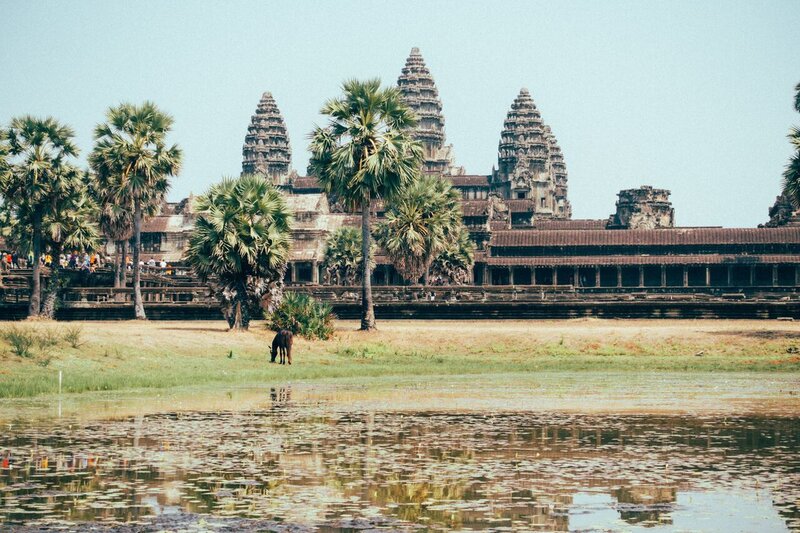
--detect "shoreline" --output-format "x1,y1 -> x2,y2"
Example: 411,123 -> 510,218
1,318 -> 800,399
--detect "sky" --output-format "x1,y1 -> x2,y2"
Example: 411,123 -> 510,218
1,0 -> 799,227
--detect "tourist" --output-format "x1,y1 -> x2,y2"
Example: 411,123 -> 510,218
159,258 -> 167,269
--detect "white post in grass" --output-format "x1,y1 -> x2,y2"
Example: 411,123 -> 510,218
58,370 -> 63,418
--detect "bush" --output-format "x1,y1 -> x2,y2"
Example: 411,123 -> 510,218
36,328 -> 61,351
1,325 -> 36,358
267,292 -> 335,340
63,325 -> 84,348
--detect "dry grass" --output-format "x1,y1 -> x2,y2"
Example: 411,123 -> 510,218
1,318 -> 799,398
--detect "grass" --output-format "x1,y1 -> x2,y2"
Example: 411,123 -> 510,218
0,318 -> 799,398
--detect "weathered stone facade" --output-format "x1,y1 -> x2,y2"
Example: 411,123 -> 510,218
607,186 -> 675,230
241,92 -> 291,183
492,89 -> 569,218
397,48 -> 463,176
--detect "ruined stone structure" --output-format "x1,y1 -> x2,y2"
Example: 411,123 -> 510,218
492,89 -> 570,218
765,193 -> 800,227
241,92 -> 291,183
607,186 -> 675,230
397,48 -> 462,176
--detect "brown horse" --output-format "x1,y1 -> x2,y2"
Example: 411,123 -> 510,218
270,330 -> 293,365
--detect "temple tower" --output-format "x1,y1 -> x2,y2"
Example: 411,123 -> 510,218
545,125 -> 571,218
242,92 -> 291,183
397,47 -> 460,175
494,88 -> 564,217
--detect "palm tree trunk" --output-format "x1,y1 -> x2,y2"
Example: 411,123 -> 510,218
360,197 -> 375,330
29,214 -> 42,317
120,240 -> 127,288
113,240 -> 121,288
41,243 -> 63,319
231,280 -> 249,331
133,200 -> 146,319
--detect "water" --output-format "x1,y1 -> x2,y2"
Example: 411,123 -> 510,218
1,377 -> 799,531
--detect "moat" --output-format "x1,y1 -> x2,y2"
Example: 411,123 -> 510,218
1,378 -> 798,532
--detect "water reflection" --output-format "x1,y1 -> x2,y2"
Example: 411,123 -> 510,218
1,401 -> 799,531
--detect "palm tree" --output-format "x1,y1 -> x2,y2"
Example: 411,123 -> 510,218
429,227 -> 475,285
90,102 -> 182,319
185,174 -> 291,331
0,116 -> 79,316
40,169 -> 100,317
323,227 -> 372,285
308,78 -> 422,330
784,82 -> 800,205
375,174 -> 464,285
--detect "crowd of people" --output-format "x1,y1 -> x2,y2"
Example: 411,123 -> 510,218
1,250 -> 178,275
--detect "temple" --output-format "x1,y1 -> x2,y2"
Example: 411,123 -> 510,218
4,47 -> 800,319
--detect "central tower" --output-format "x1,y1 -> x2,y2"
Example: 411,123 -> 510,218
397,47 -> 460,175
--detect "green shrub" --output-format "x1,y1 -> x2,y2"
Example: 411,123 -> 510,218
1,325 -> 36,358
267,292 -> 335,340
36,328 -> 61,351
63,325 -> 85,348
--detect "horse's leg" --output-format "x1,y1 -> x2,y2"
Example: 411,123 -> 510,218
287,345 -> 291,365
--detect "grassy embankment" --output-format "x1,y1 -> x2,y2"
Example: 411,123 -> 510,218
1,319 -> 799,398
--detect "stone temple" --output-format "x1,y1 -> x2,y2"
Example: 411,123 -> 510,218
52,46 -> 799,319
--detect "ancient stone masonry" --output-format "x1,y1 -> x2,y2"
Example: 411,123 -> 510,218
241,92 -> 291,183
493,88 -> 569,219
765,193 -> 800,227
397,47 -> 463,176
607,186 -> 675,230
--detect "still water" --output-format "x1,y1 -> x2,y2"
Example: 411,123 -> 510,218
1,377 -> 799,532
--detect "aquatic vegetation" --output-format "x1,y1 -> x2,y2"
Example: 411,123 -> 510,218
0,385 -> 797,530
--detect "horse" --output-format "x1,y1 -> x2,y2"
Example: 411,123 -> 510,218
270,330 -> 293,365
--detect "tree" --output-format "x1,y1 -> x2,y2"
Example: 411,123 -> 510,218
784,82 -> 800,205
185,174 -> 291,331
323,227 -> 373,285
429,227 -> 475,285
375,174 -> 464,285
308,78 -> 422,330
0,116 -> 79,317
90,102 -> 182,319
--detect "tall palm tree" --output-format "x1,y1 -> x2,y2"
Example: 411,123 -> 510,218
40,170 -> 100,318
323,226 -> 372,285
375,174 -> 464,285
784,82 -> 800,204
308,78 -> 422,330
429,227 -> 475,285
185,174 -> 291,331
90,102 -> 182,319
0,116 -> 79,316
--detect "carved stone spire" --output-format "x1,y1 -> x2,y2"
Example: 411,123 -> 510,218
494,88 -> 569,219
497,88 -> 549,179
242,92 -> 291,182
397,47 -> 460,175
544,125 -> 571,218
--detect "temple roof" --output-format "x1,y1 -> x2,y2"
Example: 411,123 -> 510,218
242,92 -> 291,178
448,175 -> 491,187
491,227 -> 800,247
484,254 -> 800,266
498,88 -> 550,174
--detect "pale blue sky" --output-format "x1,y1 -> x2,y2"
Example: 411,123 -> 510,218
2,1 -> 798,227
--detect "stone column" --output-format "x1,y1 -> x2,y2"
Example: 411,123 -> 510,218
291,262 -> 298,285
509,266 -> 515,286
574,266 -> 580,287
595,268 -> 601,287
638,267 -> 644,287
705,267 -> 710,287
616,267 -> 622,288
553,267 -> 558,286
660,265 -> 667,287
483,264 -> 489,286
726,266 -> 732,286
312,260 -> 319,285
772,265 -> 779,287
795,265 -> 800,287
682,266 -> 688,287
749,266 -> 754,286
